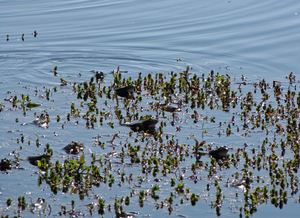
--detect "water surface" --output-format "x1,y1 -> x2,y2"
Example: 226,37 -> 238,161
1,0 -> 300,217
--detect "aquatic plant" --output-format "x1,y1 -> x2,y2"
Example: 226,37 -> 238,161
1,68 -> 300,217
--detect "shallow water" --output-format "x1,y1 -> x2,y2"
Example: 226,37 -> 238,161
1,0 -> 300,217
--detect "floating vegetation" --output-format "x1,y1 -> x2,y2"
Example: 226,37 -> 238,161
1,68 -> 300,217
63,141 -> 84,154
4,31 -> 38,41
26,102 -> 41,108
159,104 -> 182,113
32,113 -> 49,128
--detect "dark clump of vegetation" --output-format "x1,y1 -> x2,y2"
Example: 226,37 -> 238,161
63,141 -> 84,154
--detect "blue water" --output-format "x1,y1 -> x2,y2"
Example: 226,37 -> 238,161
1,0 -> 300,86
1,0 -> 300,217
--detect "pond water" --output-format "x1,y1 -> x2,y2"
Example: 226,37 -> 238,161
1,0 -> 300,217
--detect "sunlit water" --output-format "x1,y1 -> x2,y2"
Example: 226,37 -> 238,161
1,0 -> 300,217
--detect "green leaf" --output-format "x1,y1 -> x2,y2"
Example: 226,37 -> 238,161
26,102 -> 41,108
69,160 -> 78,168
82,166 -> 91,171
79,155 -> 85,165
37,160 -> 41,168
194,139 -> 199,147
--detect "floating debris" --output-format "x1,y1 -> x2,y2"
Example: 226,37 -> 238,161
209,147 -> 229,159
26,154 -> 51,166
95,71 -> 105,82
33,113 -> 49,128
159,104 -> 181,113
63,141 -> 84,154
29,198 -> 51,216
0,158 -> 12,171
115,85 -> 135,98
120,118 -> 158,133
110,66 -> 128,74
228,177 -> 251,189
